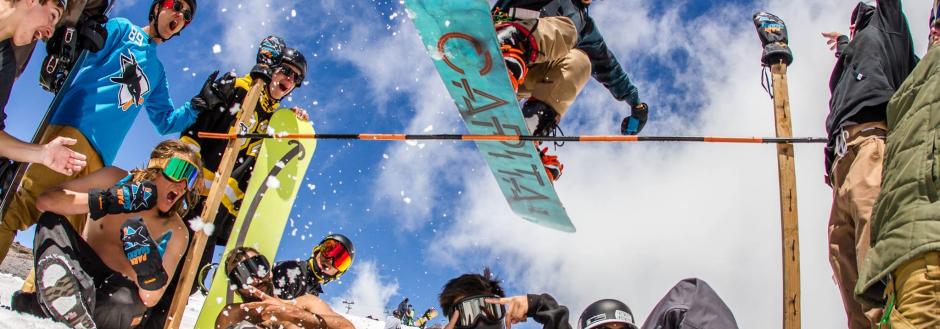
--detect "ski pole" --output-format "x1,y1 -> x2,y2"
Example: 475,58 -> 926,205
197,132 -> 827,144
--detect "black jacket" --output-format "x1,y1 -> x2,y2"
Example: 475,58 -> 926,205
825,0 -> 918,173
526,294 -> 573,329
493,0 -> 641,106
272,260 -> 324,300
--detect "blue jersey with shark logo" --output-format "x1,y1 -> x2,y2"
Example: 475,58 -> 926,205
50,18 -> 198,165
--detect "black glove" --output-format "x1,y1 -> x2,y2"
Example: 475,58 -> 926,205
752,11 -> 793,66
77,14 -> 109,53
250,63 -> 273,84
190,71 -> 237,112
88,180 -> 158,220
120,217 -> 167,291
620,103 -> 648,135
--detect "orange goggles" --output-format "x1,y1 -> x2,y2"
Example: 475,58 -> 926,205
318,239 -> 352,274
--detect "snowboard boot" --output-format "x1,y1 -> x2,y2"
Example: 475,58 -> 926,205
121,217 -> 168,291
36,247 -> 97,329
496,22 -> 538,92
538,144 -> 564,182
522,98 -> 560,137
523,99 -> 564,182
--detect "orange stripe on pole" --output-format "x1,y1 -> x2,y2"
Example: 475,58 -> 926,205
360,134 -> 407,140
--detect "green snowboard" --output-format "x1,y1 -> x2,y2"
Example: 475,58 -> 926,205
195,109 -> 316,328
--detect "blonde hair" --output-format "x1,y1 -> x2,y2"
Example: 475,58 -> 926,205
130,139 -> 203,218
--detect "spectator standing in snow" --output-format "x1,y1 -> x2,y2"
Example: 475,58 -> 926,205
0,0 -> 87,181
856,2 -> 940,327
820,0 -> 917,327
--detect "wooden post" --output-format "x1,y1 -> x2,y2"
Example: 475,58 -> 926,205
164,80 -> 266,329
770,62 -> 801,329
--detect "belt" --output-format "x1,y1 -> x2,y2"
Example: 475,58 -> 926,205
834,123 -> 887,157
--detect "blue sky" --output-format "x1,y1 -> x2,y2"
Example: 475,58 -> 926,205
5,0 -> 938,328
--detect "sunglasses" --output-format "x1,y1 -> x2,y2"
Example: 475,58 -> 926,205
150,156 -> 199,191
276,66 -> 303,83
163,0 -> 192,23
309,239 -> 352,278
227,254 -> 271,288
449,295 -> 506,329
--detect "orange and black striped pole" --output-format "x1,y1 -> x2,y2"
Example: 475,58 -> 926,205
197,132 -> 826,144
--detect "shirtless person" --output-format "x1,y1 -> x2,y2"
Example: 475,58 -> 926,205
215,247 -> 354,329
30,139 -> 200,328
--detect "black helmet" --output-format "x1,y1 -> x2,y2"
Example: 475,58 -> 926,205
307,234 -> 354,283
279,47 -> 307,82
579,299 -> 638,329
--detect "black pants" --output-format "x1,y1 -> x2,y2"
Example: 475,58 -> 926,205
34,212 -> 148,328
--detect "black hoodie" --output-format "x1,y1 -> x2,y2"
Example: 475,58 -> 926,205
824,0 -> 918,175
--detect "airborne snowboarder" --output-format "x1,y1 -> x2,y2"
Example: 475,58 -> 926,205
492,0 -> 649,181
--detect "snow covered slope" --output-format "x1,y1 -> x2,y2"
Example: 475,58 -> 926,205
0,273 -> 416,329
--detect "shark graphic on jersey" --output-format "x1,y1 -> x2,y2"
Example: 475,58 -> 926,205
110,51 -> 151,111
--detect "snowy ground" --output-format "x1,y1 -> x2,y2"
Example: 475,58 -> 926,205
0,273 -> 405,329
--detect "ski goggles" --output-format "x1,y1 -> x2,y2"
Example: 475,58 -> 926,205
227,254 -> 271,288
309,238 -> 353,276
448,295 -> 506,329
162,0 -> 192,22
149,156 -> 199,191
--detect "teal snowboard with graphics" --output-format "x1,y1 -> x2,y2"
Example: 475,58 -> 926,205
195,109 -> 316,327
405,0 -> 575,232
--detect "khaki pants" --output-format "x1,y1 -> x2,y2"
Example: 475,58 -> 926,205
518,16 -> 591,117
829,121 -> 887,329
883,251 -> 940,328
0,125 -> 102,264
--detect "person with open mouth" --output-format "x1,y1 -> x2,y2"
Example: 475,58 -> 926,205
0,0 -> 89,202
6,139 -> 203,328
0,1 -> 211,311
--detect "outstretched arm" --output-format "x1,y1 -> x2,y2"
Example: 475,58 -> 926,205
0,131 -> 87,176
145,74 -> 200,135
577,16 -> 641,106
238,289 -> 356,329
35,166 -> 127,215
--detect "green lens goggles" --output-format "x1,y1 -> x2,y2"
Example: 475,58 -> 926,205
150,157 -> 199,191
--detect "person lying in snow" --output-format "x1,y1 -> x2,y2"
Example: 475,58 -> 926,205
19,139 -> 201,328
214,246 -> 354,329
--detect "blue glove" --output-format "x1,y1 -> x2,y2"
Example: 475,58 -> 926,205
620,103 -> 649,135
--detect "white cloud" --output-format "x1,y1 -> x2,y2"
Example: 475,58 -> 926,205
217,1 -> 291,72
330,260 -> 400,319
327,6 -> 480,230
362,0 -> 934,328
